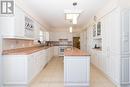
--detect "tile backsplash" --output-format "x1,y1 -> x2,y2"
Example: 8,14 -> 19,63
2,39 -> 73,50
3,39 -> 34,50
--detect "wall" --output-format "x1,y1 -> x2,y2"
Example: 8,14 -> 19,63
49,32 -> 73,41
49,28 -> 81,42
2,39 -> 34,50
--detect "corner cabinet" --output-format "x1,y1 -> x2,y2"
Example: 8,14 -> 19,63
0,6 -> 35,40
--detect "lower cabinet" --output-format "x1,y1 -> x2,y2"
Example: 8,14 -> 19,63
28,50 -> 47,83
64,56 -> 90,87
91,50 -> 120,86
54,46 -> 59,56
3,47 -> 54,87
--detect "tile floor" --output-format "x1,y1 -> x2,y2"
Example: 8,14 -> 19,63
30,56 -> 116,87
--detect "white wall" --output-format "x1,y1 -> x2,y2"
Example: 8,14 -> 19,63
49,32 -> 73,41
2,39 -> 34,50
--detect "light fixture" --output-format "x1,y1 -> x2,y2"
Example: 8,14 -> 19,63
72,14 -> 79,24
69,26 -> 72,33
64,2 -> 83,25
64,10 -> 82,24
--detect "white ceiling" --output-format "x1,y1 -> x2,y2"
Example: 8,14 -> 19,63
19,0 -> 109,30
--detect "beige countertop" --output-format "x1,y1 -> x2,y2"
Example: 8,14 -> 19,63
2,46 -> 53,55
64,47 -> 90,56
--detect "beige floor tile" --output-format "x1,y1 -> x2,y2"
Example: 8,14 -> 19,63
30,56 -> 116,87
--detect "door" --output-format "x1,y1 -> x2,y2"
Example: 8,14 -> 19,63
73,37 -> 80,49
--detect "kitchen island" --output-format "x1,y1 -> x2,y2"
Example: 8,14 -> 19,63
64,48 -> 90,87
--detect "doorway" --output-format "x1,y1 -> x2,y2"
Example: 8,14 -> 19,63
73,37 -> 80,49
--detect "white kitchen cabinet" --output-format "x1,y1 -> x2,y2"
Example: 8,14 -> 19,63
3,55 -> 28,86
50,47 -> 54,59
34,22 -> 46,43
54,46 -> 59,56
34,22 -> 41,42
44,47 -> 54,63
0,6 -> 24,38
0,6 -> 35,40
47,47 -> 51,62
64,56 -> 90,87
0,15 -> 15,37
15,7 -> 25,37
86,8 -> 122,86
45,32 -> 49,41
3,47 -> 53,87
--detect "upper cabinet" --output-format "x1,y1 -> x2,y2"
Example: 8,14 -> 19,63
24,16 -> 35,38
15,6 -> 27,38
93,24 -> 96,37
93,21 -> 102,39
45,32 -> 49,41
34,22 -> 49,42
97,22 -> 101,36
0,6 -> 39,40
92,21 -> 102,50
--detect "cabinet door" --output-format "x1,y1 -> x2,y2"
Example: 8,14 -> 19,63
15,7 -> 25,37
42,50 -> 47,67
64,57 -> 90,86
28,55 -> 35,82
54,46 -> 59,56
45,32 -> 49,41
0,17 -> 15,37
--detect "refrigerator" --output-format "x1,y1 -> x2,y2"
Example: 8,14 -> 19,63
0,34 -> 2,87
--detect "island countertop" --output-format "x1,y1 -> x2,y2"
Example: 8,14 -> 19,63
64,47 -> 90,56
2,46 -> 53,55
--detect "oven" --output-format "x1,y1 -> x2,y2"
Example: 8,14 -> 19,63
59,46 -> 66,56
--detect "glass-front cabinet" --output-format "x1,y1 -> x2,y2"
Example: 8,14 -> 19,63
93,21 -> 102,51
93,24 -> 96,37
97,22 -> 101,36
93,21 -> 101,37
